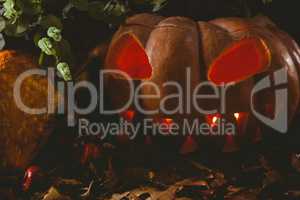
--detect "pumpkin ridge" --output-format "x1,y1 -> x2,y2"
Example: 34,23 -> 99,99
125,23 -> 155,29
104,14 -> 300,143
196,21 -> 211,82
156,16 -> 196,30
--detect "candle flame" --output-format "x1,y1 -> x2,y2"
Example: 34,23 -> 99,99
212,116 -> 218,124
234,113 -> 240,120
163,118 -> 173,124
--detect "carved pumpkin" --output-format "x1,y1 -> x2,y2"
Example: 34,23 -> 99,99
0,51 -> 60,169
104,14 -> 300,153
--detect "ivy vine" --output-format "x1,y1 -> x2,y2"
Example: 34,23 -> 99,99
0,0 -> 168,81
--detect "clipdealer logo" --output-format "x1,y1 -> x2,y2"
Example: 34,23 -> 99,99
251,68 -> 288,133
12,67 -> 289,134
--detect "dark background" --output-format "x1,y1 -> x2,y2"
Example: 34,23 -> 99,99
5,0 -> 300,68
159,0 -> 300,43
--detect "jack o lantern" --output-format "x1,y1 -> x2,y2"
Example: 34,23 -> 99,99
0,51 -> 60,169
104,14 -> 300,153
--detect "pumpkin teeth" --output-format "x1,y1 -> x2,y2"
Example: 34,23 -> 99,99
208,37 -> 271,85
121,110 -> 136,122
223,135 -> 239,152
180,136 -> 198,155
106,33 -> 152,80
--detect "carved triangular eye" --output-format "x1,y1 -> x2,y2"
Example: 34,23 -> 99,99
208,38 -> 271,84
106,33 -> 152,80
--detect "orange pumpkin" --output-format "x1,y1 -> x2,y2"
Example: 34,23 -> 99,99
0,50 -> 60,169
104,14 -> 300,153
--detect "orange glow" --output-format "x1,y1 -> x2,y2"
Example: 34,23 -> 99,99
208,38 -> 271,84
107,34 -> 152,79
27,171 -> 33,178
0,50 -> 16,71
121,110 -> 135,121
162,118 -> 174,124
234,113 -> 240,120
212,116 -> 218,124
180,136 -> 198,155
206,114 -> 221,127
223,135 -> 239,152
158,118 -> 174,135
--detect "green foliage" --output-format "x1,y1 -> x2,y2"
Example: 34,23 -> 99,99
88,1 -> 128,24
2,0 -> 21,24
0,0 -> 169,81
38,37 -> 56,55
47,26 -> 62,42
4,16 -> 29,36
18,0 -> 43,16
151,0 -> 168,12
57,62 -> 72,81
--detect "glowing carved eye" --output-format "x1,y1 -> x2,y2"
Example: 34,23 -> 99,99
106,33 -> 152,80
208,37 -> 271,84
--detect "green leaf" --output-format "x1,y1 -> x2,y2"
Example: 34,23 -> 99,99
38,52 -> 45,65
106,1 -> 127,17
33,31 -> 42,46
4,17 -> 29,36
47,26 -> 62,42
57,62 -> 72,81
38,37 -> 57,55
0,17 -> 6,32
63,3 -> 74,18
16,0 -> 43,16
40,15 -> 63,30
0,33 -> 6,50
151,0 -> 168,12
70,0 -> 89,11
88,1 -> 127,25
3,0 -> 22,24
